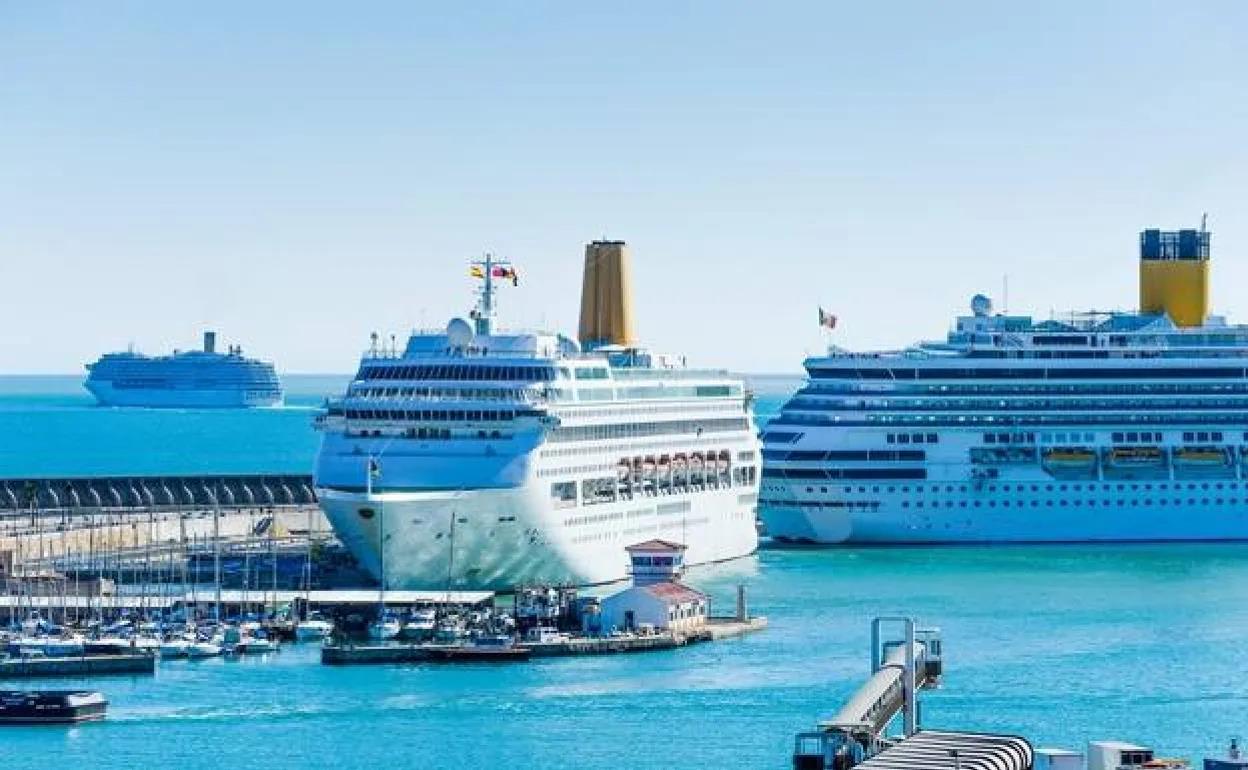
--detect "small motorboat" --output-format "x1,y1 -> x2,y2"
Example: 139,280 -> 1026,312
83,637 -> 132,656
158,638 -> 193,659
0,690 -> 108,724
232,637 -> 279,655
294,616 -> 334,642
368,615 -> 401,641
187,640 -> 224,658
231,626 -> 279,655
400,609 -> 437,640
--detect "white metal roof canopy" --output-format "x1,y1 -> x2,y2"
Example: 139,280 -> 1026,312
857,731 -> 1034,770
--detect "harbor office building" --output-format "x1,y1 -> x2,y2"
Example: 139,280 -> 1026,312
596,540 -> 709,634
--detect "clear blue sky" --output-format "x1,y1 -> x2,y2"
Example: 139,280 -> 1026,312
3,2 -> 1247,373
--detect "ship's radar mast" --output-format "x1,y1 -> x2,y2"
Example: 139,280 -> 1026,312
469,253 -> 518,337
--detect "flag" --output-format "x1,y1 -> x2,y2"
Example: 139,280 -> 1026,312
492,265 -> 519,286
469,266 -> 485,279
818,307 -> 837,330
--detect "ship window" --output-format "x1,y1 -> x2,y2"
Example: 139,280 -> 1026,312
926,433 -> 938,443
1213,431 -> 1224,441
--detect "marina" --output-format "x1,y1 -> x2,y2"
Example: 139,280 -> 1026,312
2,544 -> 1245,768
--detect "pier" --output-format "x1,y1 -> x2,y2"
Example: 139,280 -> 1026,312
0,652 -> 155,679
791,618 -> 1033,770
0,474 -> 316,515
0,474 -> 328,573
321,615 -> 768,665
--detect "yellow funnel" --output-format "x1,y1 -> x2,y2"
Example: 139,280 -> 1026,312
1138,228 -> 1209,328
578,240 -> 637,348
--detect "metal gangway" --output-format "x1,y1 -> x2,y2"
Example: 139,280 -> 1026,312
793,617 -> 944,770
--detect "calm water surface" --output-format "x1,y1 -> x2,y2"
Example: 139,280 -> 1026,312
4,546 -> 1247,769
2,375 -> 1245,767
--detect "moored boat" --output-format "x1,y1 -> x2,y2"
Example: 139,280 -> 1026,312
0,691 -> 108,724
424,635 -> 531,662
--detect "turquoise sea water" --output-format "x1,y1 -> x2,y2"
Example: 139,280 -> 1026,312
4,546 -> 1248,768
2,375 -> 1247,767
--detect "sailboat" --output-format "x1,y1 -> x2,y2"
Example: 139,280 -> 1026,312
363,457 -> 400,641
295,507 -> 334,642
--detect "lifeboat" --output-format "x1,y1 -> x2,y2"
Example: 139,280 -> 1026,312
1043,447 -> 1097,468
616,460 -> 632,480
642,456 -> 657,487
672,454 -> 688,485
690,453 -> 705,484
1107,446 -> 1164,466
1174,446 -> 1229,466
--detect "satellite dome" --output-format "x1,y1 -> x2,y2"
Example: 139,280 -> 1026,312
446,317 -> 474,348
970,294 -> 993,317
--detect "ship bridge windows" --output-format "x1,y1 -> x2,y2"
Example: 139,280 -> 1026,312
357,364 -> 557,382
983,432 -> 1036,444
1111,431 -> 1162,443
807,365 -> 1248,381
550,417 -> 750,443
885,432 -> 938,445
762,449 -> 925,462
1182,430 -> 1223,442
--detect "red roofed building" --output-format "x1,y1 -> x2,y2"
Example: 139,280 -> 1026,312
597,540 -> 709,634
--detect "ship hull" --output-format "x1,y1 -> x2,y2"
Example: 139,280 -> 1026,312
763,497 -> 1248,544
84,380 -> 282,408
319,484 -> 758,590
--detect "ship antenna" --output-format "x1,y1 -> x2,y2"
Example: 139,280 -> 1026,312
1201,212 -> 1209,233
470,251 -> 516,338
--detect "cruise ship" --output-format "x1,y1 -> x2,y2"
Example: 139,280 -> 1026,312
84,332 -> 283,408
762,225 -> 1248,544
313,242 -> 761,590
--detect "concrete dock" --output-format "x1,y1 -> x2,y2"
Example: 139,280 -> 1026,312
321,616 -> 768,666
0,652 -> 156,678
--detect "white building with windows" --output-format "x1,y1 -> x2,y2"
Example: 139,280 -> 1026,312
597,540 -> 709,635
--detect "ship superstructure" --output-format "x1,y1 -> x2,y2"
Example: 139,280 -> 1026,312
762,225 -> 1248,543
84,332 -> 283,408
314,242 -> 760,589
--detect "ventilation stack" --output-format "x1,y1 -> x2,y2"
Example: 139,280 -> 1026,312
203,331 -> 217,354
578,240 -> 638,350
1139,227 -> 1210,328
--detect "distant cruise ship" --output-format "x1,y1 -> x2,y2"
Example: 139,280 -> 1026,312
314,242 -> 761,590
85,332 -> 283,408
762,225 -> 1248,544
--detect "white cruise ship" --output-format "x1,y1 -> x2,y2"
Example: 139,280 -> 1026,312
762,225 -> 1248,544
314,242 -> 760,590
84,331 -> 283,408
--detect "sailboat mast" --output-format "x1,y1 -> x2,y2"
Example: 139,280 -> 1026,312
213,488 -> 222,623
